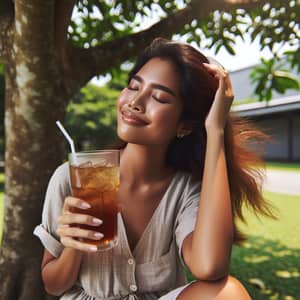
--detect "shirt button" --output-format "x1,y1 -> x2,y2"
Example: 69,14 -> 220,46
128,258 -> 134,265
129,284 -> 138,292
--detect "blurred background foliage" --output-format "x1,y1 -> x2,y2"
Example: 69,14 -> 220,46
64,82 -> 119,152
64,68 -> 129,152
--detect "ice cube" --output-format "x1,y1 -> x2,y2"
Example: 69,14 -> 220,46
78,161 -> 93,168
92,158 -> 107,167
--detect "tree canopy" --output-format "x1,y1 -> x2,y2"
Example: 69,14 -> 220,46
67,0 -> 299,99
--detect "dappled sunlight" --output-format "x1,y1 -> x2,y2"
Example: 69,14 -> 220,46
244,255 -> 270,263
231,236 -> 300,300
275,270 -> 300,279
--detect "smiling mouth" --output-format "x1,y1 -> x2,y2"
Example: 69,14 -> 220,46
121,111 -> 148,126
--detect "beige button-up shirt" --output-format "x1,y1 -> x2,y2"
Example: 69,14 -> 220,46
34,162 -> 201,299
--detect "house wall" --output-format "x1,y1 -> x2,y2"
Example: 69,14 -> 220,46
231,63 -> 300,162
293,114 -> 300,161
254,114 -> 300,162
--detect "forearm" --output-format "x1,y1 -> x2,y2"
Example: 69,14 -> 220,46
42,248 -> 83,296
188,130 -> 234,278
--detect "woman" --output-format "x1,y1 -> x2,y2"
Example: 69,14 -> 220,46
34,38 -> 275,299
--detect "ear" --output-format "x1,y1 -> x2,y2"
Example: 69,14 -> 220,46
176,122 -> 193,138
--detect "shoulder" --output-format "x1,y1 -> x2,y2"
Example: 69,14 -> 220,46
174,171 -> 201,198
50,161 -> 69,183
46,161 -> 70,195
52,161 -> 69,178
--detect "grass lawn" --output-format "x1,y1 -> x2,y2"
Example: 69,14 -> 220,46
185,191 -> 300,300
231,191 -> 300,300
265,161 -> 300,172
0,171 -> 299,299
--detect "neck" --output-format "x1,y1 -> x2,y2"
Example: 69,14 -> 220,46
120,143 -> 173,185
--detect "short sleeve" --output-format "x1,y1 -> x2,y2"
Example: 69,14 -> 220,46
33,162 -> 71,257
175,176 -> 201,266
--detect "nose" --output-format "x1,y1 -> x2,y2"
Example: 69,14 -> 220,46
128,95 -> 145,113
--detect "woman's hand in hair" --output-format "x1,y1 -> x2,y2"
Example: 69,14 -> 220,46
202,63 -> 234,133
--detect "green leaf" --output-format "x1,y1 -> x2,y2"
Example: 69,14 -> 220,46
273,76 -> 300,92
223,41 -> 235,55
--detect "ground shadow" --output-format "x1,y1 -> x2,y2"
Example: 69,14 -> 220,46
230,236 -> 300,299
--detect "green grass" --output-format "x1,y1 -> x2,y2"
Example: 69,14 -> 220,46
230,191 -> 300,300
265,161 -> 300,172
185,191 -> 300,299
232,98 -> 259,106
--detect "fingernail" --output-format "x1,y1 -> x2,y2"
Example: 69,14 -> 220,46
80,202 -> 91,209
89,246 -> 98,252
94,232 -> 103,239
92,218 -> 102,225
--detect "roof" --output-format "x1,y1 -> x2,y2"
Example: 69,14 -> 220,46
231,94 -> 300,117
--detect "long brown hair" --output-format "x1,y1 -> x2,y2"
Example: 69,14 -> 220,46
113,38 -> 277,244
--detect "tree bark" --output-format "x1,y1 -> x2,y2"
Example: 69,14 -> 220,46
0,1 -> 67,299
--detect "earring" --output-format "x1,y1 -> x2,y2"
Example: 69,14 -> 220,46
177,133 -> 185,139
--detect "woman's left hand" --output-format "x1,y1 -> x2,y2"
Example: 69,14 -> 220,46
202,63 -> 234,133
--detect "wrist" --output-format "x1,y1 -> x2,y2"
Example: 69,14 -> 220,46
205,127 -> 225,138
63,247 -> 83,259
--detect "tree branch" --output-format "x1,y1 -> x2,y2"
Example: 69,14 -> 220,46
54,0 -> 76,73
65,0 -> 279,95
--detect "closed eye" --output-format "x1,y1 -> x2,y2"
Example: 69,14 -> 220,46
128,86 -> 139,91
152,96 -> 169,104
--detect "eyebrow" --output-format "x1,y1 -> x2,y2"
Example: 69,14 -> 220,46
132,75 -> 177,97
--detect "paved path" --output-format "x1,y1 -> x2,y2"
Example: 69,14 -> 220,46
263,169 -> 300,196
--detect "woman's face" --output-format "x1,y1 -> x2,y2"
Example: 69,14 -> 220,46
117,57 -> 183,146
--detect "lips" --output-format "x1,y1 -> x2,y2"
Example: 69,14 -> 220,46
121,110 -> 149,126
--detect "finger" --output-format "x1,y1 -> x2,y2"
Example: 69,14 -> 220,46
60,236 -> 99,252
57,226 -> 104,241
202,62 -> 218,76
224,73 -> 234,99
217,70 -> 227,92
203,63 -> 227,81
202,62 -> 224,73
63,196 -> 91,212
58,213 -> 102,227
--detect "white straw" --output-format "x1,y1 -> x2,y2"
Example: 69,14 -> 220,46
56,121 -> 78,165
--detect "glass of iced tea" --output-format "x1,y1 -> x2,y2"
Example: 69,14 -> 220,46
69,150 -> 120,251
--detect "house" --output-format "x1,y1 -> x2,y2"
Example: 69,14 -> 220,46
230,65 -> 300,162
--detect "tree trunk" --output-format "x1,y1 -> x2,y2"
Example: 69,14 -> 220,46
0,2 -> 67,299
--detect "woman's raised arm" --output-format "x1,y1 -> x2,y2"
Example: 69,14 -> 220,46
182,64 -> 235,280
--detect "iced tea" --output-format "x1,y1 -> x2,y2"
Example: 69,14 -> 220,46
69,151 -> 120,251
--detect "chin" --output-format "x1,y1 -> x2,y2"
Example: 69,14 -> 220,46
117,128 -> 147,145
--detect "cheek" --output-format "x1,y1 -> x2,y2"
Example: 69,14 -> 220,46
152,103 -> 181,125
117,91 -> 127,110
149,107 -> 181,137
